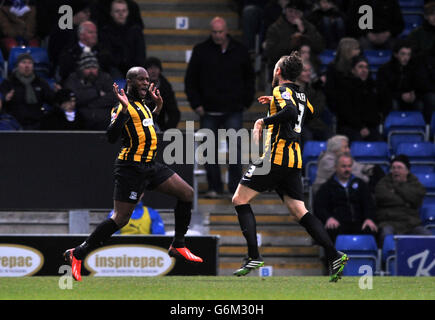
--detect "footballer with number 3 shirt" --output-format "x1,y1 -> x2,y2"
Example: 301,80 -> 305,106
63,67 -> 202,281
231,52 -> 349,282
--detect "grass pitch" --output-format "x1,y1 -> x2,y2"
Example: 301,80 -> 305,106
0,276 -> 434,300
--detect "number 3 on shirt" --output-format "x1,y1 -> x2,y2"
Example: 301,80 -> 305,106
294,103 -> 305,133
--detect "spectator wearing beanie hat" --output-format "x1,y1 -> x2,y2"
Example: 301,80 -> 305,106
375,154 -> 432,246
63,50 -> 117,130
40,89 -> 85,130
0,52 -> 54,130
144,57 -> 180,131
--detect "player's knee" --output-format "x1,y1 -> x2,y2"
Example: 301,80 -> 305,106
232,194 -> 247,206
179,185 -> 194,202
111,213 -> 130,228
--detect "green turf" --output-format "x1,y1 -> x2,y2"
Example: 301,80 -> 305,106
0,276 -> 434,300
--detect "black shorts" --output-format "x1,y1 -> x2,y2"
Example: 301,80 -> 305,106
113,159 -> 175,203
239,163 -> 304,201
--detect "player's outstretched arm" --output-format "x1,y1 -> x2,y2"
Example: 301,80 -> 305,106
107,83 -> 130,143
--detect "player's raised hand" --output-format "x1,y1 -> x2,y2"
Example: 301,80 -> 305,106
258,96 -> 272,105
149,82 -> 163,115
113,83 -> 129,112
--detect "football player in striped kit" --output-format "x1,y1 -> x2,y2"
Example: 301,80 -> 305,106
64,67 -> 202,281
232,52 -> 348,281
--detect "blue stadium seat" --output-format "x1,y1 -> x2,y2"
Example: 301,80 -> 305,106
335,235 -> 378,276
383,111 -> 426,151
114,78 -> 127,90
395,142 -> 435,173
420,205 -> 435,235
390,134 -> 425,155
400,14 -> 423,38
430,112 -> 435,141
318,50 -> 336,69
382,235 -> 396,275
415,172 -> 435,193
351,141 -> 389,164
8,47 -> 50,77
303,141 -> 327,164
364,50 -> 392,72
302,141 -> 326,181
399,0 -> 424,14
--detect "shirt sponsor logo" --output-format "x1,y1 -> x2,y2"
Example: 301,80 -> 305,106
142,118 -> 154,127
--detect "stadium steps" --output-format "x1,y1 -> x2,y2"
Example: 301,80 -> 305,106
199,196 -> 324,276
139,0 -> 264,132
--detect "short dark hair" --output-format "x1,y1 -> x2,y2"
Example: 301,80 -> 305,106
393,39 -> 413,53
277,52 -> 303,81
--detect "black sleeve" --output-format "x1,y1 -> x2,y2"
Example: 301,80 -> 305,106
106,106 -> 129,144
262,86 -> 298,126
263,105 -> 298,126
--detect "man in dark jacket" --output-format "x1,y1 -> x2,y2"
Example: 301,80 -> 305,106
184,16 -> 255,197
376,39 -> 420,117
346,0 -> 404,50
264,0 -> 325,75
145,57 -> 180,131
63,50 -> 117,130
99,0 -> 146,79
57,21 -> 112,82
407,2 -> 435,57
334,55 -> 382,142
0,53 -> 54,130
314,152 -> 378,243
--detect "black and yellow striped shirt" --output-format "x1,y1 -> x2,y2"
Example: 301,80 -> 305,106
107,97 -> 158,163
262,83 -> 314,169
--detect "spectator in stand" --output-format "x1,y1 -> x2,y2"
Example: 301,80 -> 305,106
334,55 -> 382,142
144,57 -> 180,132
346,0 -> 404,50
47,0 -> 92,70
240,0 -> 269,55
0,53 -> 54,130
307,0 -> 346,49
264,0 -> 324,81
263,0 -> 290,33
57,21 -> 112,83
415,41 -> 435,123
40,88 -> 85,131
375,154 -> 431,246
376,39 -> 421,119
0,0 -> 39,58
295,38 -> 322,83
407,2 -> 435,58
324,37 -> 360,113
312,134 -> 382,195
90,0 -> 144,31
63,50 -> 117,130
184,16 -> 255,198
314,152 -> 378,244
99,0 -> 147,79
295,60 -> 333,143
